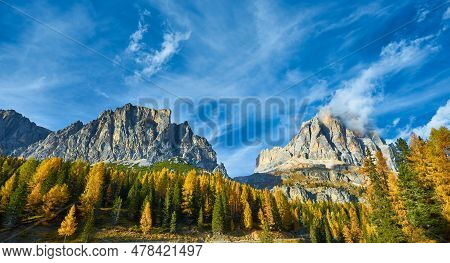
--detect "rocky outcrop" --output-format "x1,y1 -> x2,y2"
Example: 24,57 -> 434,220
16,104 -> 225,172
237,113 -> 395,203
255,113 -> 396,173
276,185 -> 360,203
0,110 -> 51,155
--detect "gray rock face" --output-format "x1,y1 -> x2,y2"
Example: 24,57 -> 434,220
275,185 -> 360,203
0,110 -> 51,155
17,104 -> 223,172
255,113 -> 396,173
238,113 -> 395,203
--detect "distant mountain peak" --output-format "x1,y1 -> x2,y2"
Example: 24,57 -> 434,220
255,113 -> 395,173
0,109 -> 51,155
14,104 -> 225,173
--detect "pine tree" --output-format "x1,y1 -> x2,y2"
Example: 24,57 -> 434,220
170,211 -> 177,234
140,201 -> 152,235
362,152 -> 405,242
162,188 -> 171,228
395,138 -> 446,242
260,221 -> 273,243
3,159 -> 38,227
58,205 -> 77,242
212,194 -> 224,234
81,208 -> 95,242
172,179 -> 181,215
197,207 -> 204,229
111,197 -> 122,225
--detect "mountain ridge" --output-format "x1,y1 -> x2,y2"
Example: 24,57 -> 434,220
236,113 -> 396,203
0,109 -> 51,155
9,104 -> 226,174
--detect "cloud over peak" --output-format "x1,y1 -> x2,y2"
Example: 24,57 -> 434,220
320,35 -> 438,134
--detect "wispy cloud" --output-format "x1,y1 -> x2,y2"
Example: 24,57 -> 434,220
417,7 -> 430,22
122,10 -> 190,81
443,7 -> 450,20
412,99 -> 450,138
320,35 -> 438,134
392,117 -> 400,127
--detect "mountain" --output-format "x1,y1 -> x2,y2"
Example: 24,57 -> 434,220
235,113 -> 396,202
15,104 -> 226,173
0,110 -> 51,155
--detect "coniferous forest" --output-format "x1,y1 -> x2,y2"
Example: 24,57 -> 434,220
0,127 -> 448,243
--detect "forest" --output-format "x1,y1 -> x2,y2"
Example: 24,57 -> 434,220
0,127 -> 448,243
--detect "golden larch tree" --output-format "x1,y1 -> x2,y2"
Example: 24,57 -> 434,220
243,201 -> 253,230
58,205 -> 77,242
42,184 -> 69,219
140,201 -> 152,235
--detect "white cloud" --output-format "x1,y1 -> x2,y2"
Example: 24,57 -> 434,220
413,99 -> 450,138
443,7 -> 450,20
417,8 -> 429,22
138,31 -> 191,77
392,117 -> 400,127
126,11 -> 149,53
320,35 -> 438,134
123,10 -> 190,80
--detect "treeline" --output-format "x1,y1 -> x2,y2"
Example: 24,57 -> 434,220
0,128 -> 448,243
360,127 -> 449,242
0,155 -> 372,242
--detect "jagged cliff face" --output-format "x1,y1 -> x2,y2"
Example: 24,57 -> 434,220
255,113 -> 396,173
236,113 -> 395,203
0,110 -> 51,155
16,104 -> 222,172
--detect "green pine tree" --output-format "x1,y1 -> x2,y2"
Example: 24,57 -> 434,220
170,211 -> 177,234
212,195 -> 224,234
198,207 -> 204,229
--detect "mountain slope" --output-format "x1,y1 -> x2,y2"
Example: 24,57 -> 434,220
16,104 -> 225,172
236,113 -> 395,202
256,113 -> 395,173
0,110 -> 51,155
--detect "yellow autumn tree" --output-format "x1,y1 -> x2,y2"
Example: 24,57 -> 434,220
274,190 -> 293,231
25,182 -> 43,214
388,172 -> 428,242
42,184 -> 69,219
243,201 -> 253,230
0,174 -> 16,211
58,205 -> 77,242
409,134 -> 430,185
79,163 -> 105,214
29,157 -> 61,189
262,189 -> 275,229
181,170 -> 197,217
348,205 -> 361,242
425,127 -> 450,222
140,201 -> 152,235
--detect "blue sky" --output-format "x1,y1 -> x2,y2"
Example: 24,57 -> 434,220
0,0 -> 449,177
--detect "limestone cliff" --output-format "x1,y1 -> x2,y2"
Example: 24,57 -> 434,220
16,104 -> 225,173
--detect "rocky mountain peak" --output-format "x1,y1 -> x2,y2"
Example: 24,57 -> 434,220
0,109 -> 51,155
255,113 -> 395,173
16,104 -> 225,173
